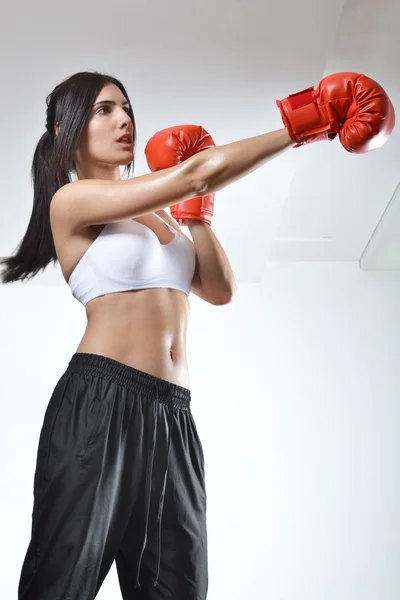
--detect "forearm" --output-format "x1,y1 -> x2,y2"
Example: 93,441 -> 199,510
186,219 -> 237,303
191,128 -> 293,194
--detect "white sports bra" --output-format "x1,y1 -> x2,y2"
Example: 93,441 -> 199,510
67,213 -> 196,306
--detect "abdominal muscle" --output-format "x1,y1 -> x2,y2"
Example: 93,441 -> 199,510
75,286 -> 192,389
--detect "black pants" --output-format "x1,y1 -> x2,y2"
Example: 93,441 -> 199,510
18,353 -> 208,600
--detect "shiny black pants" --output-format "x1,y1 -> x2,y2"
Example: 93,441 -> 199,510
18,353 -> 208,599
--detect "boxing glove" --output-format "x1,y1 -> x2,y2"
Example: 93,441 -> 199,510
145,125 -> 216,226
276,72 -> 395,153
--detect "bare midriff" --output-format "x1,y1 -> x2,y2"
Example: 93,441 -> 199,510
75,287 -> 192,389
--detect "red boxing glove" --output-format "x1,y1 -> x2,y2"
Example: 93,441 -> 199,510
276,72 -> 395,153
145,125 -> 216,226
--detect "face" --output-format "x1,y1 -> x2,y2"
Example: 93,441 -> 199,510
74,83 -> 134,179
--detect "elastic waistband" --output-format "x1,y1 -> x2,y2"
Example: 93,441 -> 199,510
66,353 -> 191,410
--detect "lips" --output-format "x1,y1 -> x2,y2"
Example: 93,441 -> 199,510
117,134 -> 133,144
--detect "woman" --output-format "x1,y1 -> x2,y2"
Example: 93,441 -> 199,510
1,70 -> 393,600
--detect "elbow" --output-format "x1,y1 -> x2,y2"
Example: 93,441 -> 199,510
188,152 -> 215,197
211,280 -> 238,306
211,290 -> 236,306
192,175 -> 209,197
192,173 -> 209,197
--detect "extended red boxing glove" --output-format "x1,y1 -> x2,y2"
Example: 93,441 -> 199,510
145,125 -> 216,226
276,72 -> 395,153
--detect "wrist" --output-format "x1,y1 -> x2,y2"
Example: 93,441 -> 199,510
186,218 -> 210,227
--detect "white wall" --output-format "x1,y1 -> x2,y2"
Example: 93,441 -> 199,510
1,262 -> 400,600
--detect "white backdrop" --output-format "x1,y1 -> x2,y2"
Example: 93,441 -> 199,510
1,0 -> 400,598
1,263 -> 400,599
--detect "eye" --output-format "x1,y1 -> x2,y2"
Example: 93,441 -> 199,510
96,106 -> 131,115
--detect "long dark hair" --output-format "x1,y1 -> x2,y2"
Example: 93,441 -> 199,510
0,71 -> 136,284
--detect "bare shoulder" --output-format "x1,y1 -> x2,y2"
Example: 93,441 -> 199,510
50,184 -> 105,282
49,178 -> 130,232
50,182 -> 97,245
50,181 -> 72,212
50,181 -> 82,231
50,183 -> 71,232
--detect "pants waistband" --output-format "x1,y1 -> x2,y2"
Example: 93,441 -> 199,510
66,352 -> 191,410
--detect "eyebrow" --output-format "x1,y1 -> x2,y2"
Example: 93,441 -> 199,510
93,100 -> 130,107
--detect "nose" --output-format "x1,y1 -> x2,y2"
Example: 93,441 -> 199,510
117,108 -> 133,131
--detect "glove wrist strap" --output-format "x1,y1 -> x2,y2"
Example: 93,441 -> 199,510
277,86 -> 336,144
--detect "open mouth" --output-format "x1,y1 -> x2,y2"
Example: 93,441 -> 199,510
117,134 -> 133,145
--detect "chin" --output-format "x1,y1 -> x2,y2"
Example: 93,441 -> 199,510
119,157 -> 134,167
120,150 -> 134,162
